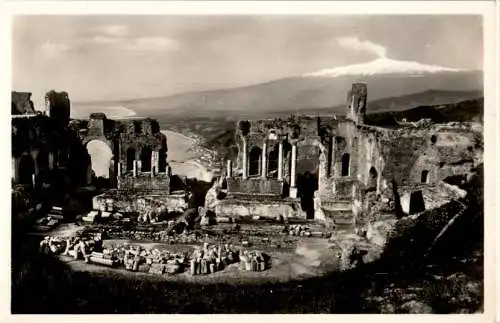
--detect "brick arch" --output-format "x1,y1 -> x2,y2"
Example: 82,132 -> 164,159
368,166 -> 378,189
341,153 -> 350,176
267,142 -> 280,178
248,146 -> 262,176
126,147 -> 136,171
140,146 -> 152,172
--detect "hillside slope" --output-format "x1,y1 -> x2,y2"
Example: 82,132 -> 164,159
73,70 -> 482,120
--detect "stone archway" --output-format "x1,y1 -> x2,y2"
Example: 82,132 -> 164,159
368,167 -> 378,190
341,153 -> 350,176
86,139 -> 113,179
267,143 -> 279,179
126,148 -> 136,171
140,146 -> 152,172
296,141 -> 322,219
18,155 -> 35,185
248,146 -> 262,177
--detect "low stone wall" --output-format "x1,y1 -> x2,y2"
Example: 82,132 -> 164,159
215,198 -> 304,219
92,190 -> 189,214
226,177 -> 283,196
117,173 -> 170,192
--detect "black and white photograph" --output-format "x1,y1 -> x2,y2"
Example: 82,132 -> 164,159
5,1 -> 495,317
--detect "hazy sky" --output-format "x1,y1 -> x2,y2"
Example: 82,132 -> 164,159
12,15 -> 483,104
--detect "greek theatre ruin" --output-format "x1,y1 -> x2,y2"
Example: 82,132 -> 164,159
11,90 -> 192,220
217,83 -> 481,226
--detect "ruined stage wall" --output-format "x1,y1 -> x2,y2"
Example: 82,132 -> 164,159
215,198 -> 304,220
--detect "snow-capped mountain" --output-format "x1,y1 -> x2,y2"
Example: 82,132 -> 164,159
303,58 -> 462,77
74,59 -> 482,119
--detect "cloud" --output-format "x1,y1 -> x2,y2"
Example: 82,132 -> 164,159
91,36 -> 121,44
336,36 -> 387,58
96,25 -> 129,37
40,41 -> 71,58
122,37 -> 181,53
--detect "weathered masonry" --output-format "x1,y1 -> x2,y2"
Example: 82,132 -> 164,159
216,83 -> 482,225
11,90 -> 192,217
75,114 -> 191,214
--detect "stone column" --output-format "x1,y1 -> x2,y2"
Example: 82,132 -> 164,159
261,140 -> 267,179
226,160 -> 232,178
48,152 -> 54,170
318,146 -> 328,193
277,140 -> 284,181
117,161 -> 122,177
133,160 -> 138,177
32,173 -> 36,187
289,142 -> 297,198
151,151 -> 159,177
242,137 -> 248,179
12,158 -> 19,183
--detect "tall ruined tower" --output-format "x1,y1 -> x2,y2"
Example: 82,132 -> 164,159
346,83 -> 367,125
45,90 -> 70,127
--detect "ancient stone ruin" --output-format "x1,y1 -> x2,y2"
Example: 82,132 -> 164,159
11,90 -> 192,222
215,83 -> 482,228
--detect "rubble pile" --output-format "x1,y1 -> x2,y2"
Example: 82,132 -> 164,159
189,243 -> 239,276
119,245 -> 188,275
34,216 -> 60,231
239,250 -> 269,272
285,224 -> 331,238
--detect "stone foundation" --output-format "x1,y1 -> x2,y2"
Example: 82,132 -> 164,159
215,197 -> 305,220
92,189 -> 190,214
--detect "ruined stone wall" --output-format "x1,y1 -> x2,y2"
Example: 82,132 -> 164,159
92,190 -> 189,214
374,127 -> 477,189
118,119 -> 166,162
215,198 -> 304,219
226,177 -> 283,196
117,173 -> 171,192
11,114 -> 89,187
45,90 -> 70,127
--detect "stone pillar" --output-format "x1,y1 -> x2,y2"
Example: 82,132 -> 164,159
12,158 -> 19,183
242,137 -> 248,179
151,150 -> 159,177
226,160 -> 232,178
48,152 -> 54,170
32,173 -> 36,187
133,160 -> 138,177
289,143 -> 297,198
277,140 -> 284,181
261,141 -> 267,179
318,147 -> 328,193
152,150 -> 159,176
117,161 -> 122,177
